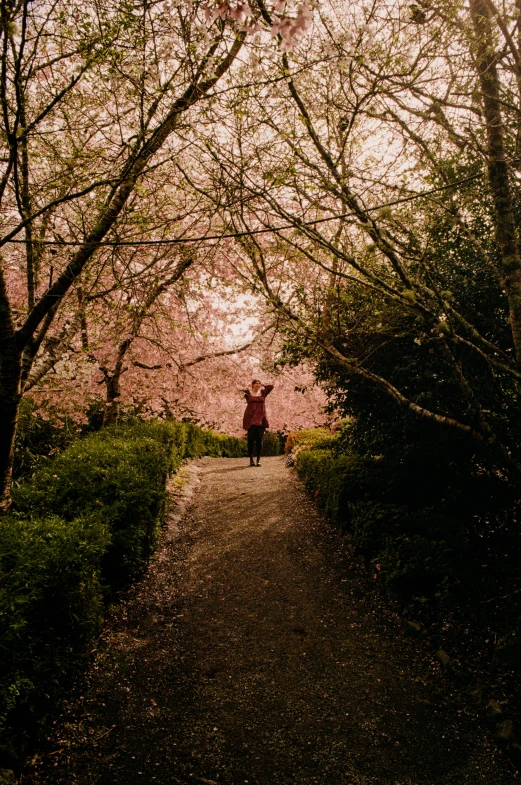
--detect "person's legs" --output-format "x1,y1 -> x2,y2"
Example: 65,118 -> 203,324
255,426 -> 265,464
247,427 -> 256,465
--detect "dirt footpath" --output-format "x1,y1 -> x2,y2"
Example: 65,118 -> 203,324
28,456 -> 513,784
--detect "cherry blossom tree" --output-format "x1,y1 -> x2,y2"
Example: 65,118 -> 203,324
29,250 -> 328,435
0,0 -> 322,508
0,0 -> 252,509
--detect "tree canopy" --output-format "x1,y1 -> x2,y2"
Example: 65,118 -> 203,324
2,0 -> 521,504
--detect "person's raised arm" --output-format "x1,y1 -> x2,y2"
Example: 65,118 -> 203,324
262,384 -> 274,396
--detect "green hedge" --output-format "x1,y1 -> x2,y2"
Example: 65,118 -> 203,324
285,427 -> 337,455
0,514 -> 108,763
1,419 -> 246,766
121,420 -> 247,466
295,449 -> 389,527
14,430 -> 171,590
294,447 -> 458,601
13,398 -> 79,480
261,430 -> 283,456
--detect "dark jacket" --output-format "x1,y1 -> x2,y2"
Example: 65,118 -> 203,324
242,385 -> 274,430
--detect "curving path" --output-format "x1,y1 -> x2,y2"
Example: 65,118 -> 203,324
29,456 -> 512,784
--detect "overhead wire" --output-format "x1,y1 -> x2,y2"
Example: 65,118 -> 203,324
3,172 -> 483,247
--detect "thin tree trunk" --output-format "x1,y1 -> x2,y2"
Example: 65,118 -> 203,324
100,255 -> 194,425
470,0 -> 521,362
77,286 -> 89,349
0,255 -> 20,511
101,332 -> 131,426
0,339 -> 21,511
103,370 -> 122,426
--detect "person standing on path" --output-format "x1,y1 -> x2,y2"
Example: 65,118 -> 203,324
242,380 -> 274,466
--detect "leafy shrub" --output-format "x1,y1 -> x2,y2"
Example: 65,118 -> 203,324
0,513 -> 108,764
285,427 -> 337,455
13,404 -> 248,483
13,398 -> 78,480
13,430 -> 170,589
347,501 -> 408,553
125,420 -> 247,463
294,446 -> 464,600
295,449 -> 388,526
375,534 -> 452,598
262,430 -> 283,456
13,420 -> 247,588
180,422 -> 247,458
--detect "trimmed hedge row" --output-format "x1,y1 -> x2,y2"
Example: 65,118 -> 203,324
295,448 -> 387,526
0,420 -> 246,766
294,446 -> 459,602
261,430 -> 284,456
285,427 -> 336,455
13,398 -> 78,480
0,514 -> 108,764
14,428 -> 172,590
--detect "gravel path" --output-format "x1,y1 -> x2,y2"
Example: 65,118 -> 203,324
28,456 -> 513,784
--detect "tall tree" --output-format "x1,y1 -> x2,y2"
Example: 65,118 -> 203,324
0,0 -> 251,509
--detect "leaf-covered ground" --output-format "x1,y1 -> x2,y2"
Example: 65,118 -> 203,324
25,457 -> 513,783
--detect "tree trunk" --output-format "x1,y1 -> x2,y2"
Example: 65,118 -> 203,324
0,340 -> 22,511
101,334 -> 131,427
470,0 -> 521,363
103,371 -> 121,426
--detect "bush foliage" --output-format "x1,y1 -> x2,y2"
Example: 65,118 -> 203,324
13,398 -> 79,480
14,429 -> 171,589
293,427 -> 517,609
1,419 -> 246,765
285,427 -> 337,455
0,514 -> 108,763
261,430 -> 284,456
